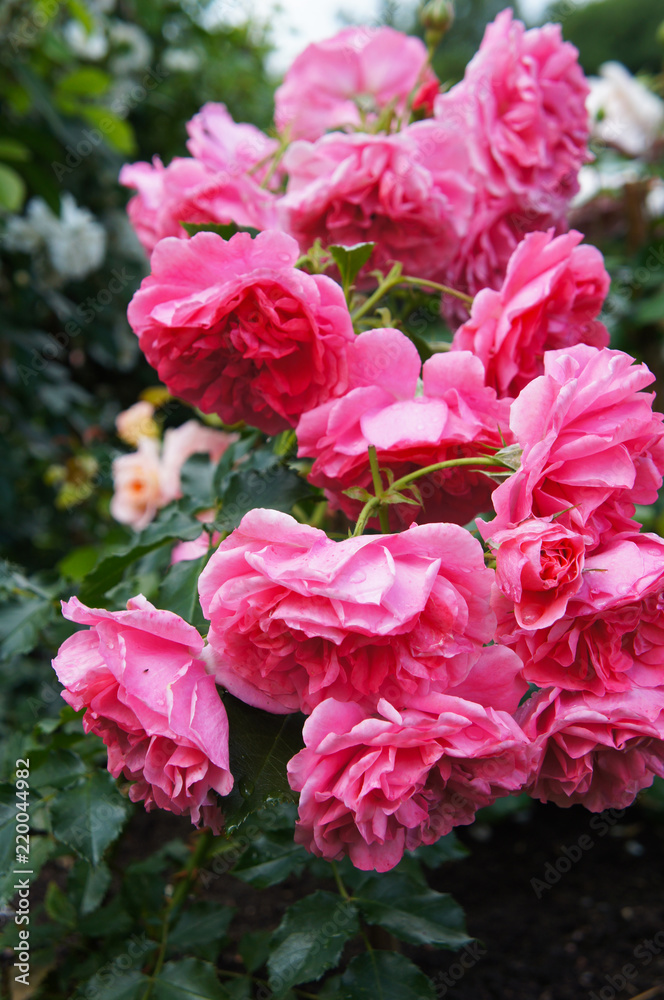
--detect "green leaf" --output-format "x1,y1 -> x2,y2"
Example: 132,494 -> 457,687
411,832 -> 469,868
81,895 -> 134,939
45,880 -> 78,927
57,545 -> 99,581
151,958 -> 228,999
326,952 -> 436,1000
329,243 -> 375,294
78,506 -> 203,607
214,455 -> 313,535
50,769 -> 130,866
353,872 -> 470,949
219,978 -> 252,1000
157,554 -> 208,628
233,828 -> 309,888
0,597 -> 54,661
181,222 -> 260,240
222,695 -> 305,833
68,858 -> 112,916
28,748 -> 87,789
63,0 -> 95,32
634,288 -> 664,325
238,929 -> 272,973
0,163 -> 26,211
81,106 -> 136,154
77,969 -> 146,1000
0,138 -> 30,162
268,891 -> 359,995
57,67 -> 112,97
168,902 -> 235,961
343,487 -> 374,503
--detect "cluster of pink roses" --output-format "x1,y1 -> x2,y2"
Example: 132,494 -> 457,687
51,13 -> 664,873
121,12 -> 589,306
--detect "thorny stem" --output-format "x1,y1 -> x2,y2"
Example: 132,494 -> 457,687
352,455 -> 509,537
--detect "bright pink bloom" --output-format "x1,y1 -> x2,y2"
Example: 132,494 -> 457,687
486,345 -> 664,536
127,230 -> 355,434
120,157 -> 213,254
518,686 -> 664,811
497,532 -> 664,695
199,509 -> 496,715
186,102 -> 278,180
288,695 -> 531,871
297,328 -> 511,529
280,126 -> 474,282
435,11 -> 589,210
119,156 -> 276,256
488,517 -> 588,630
430,11 -> 590,316
52,596 -> 233,830
452,230 -> 610,397
274,26 -> 437,140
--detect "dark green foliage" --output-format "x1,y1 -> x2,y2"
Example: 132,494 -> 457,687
546,0 -> 664,75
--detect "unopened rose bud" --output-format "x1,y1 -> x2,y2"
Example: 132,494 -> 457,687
421,0 -> 454,48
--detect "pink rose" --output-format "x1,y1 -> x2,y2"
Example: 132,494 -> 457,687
498,532 -> 664,695
127,230 -> 355,434
435,11 -> 589,210
518,686 -> 664,811
486,345 -> 664,536
199,509 -> 496,715
452,230 -> 610,397
120,156 -> 276,257
430,10 -> 590,317
119,157 -> 217,255
280,127 -> 473,282
186,102 -> 278,180
297,328 -> 511,529
274,26 -> 438,141
52,595 -> 233,831
488,517 -> 588,630
436,192 -> 564,328
288,694 -> 531,871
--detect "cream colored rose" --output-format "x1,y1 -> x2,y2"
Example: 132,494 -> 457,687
115,400 -> 159,446
110,438 -> 163,530
587,62 -> 664,157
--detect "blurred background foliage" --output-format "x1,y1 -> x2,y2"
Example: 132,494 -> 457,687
0,0 -> 274,571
